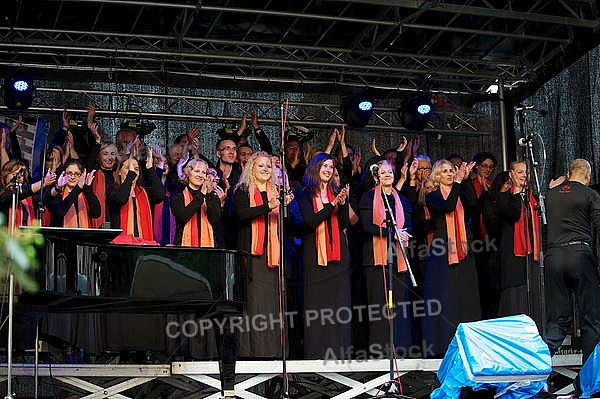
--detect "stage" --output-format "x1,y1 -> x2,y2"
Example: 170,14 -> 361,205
0,354 -> 582,398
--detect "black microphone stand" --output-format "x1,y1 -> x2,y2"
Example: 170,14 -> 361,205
278,100 -> 290,399
517,110 -> 547,339
377,180 -> 417,398
6,179 -> 22,399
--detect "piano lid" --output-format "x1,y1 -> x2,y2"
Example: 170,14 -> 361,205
22,226 -> 123,245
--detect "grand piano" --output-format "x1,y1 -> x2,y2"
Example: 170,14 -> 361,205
17,227 -> 248,395
20,227 -> 247,315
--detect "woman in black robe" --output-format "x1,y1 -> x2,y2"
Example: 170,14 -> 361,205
296,152 -> 351,359
422,159 -> 480,356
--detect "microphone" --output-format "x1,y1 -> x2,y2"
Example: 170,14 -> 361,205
518,134 -> 536,147
514,104 -> 548,116
10,166 -> 26,184
369,164 -> 379,178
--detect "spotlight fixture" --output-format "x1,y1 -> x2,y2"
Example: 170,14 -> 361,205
341,95 -> 374,128
120,120 -> 157,137
1,70 -> 36,110
399,94 -> 432,131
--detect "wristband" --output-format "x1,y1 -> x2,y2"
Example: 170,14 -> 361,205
55,184 -> 65,192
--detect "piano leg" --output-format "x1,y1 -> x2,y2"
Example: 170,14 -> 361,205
219,317 -> 236,399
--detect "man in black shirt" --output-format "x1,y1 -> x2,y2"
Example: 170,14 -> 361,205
546,158 -> 600,368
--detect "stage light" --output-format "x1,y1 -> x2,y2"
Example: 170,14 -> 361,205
1,71 -> 36,110
342,95 -> 374,128
399,95 -> 432,131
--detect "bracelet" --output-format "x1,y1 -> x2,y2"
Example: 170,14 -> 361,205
55,184 -> 65,192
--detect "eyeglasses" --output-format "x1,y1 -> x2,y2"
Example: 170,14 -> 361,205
417,167 -> 432,171
285,145 -> 300,151
479,163 -> 494,170
218,146 -> 237,152
66,171 -> 82,177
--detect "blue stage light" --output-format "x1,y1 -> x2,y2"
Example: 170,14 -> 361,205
400,95 -> 432,131
342,95 -> 374,128
2,71 -> 35,110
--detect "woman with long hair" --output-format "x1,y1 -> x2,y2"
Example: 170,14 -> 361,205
233,151 -> 293,357
296,152 -> 351,359
422,159 -> 480,356
47,159 -> 101,228
170,158 -> 221,247
0,159 -> 56,231
358,159 -> 413,354
108,150 -> 165,243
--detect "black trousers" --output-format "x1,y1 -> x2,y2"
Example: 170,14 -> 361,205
545,244 -> 600,362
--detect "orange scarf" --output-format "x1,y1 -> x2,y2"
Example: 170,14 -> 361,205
62,189 -> 91,228
372,186 -> 406,272
250,185 -> 280,268
440,185 -> 468,265
8,196 -> 37,233
512,188 -> 540,262
181,187 -> 215,247
313,188 -> 341,266
423,205 -> 434,246
119,185 -> 154,240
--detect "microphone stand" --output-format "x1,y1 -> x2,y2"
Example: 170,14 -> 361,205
278,100 -> 290,399
6,180 -> 22,399
379,182 -> 417,397
518,110 -> 547,339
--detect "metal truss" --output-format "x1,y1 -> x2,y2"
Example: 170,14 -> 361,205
0,0 -> 598,101
21,85 -> 497,135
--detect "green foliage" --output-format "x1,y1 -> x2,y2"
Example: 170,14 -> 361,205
0,214 -> 43,293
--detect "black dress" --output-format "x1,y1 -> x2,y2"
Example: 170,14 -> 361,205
296,188 -> 352,359
233,186 -> 282,358
494,190 -> 541,323
359,188 -> 413,355
422,181 -> 481,357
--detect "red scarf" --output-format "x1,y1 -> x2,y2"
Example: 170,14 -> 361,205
250,185 -> 280,268
118,185 -> 154,240
62,189 -> 91,228
9,197 -> 37,233
313,188 -> 341,266
440,185 -> 468,265
512,188 -> 540,262
181,187 -> 215,247
372,186 -> 406,272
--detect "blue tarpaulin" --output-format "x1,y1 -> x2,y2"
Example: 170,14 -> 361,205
580,342 -> 600,398
431,314 -> 552,399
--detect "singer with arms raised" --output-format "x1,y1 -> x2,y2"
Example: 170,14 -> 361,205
422,159 -> 480,357
359,159 -> 413,356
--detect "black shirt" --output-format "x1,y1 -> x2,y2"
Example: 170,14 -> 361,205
546,180 -> 600,245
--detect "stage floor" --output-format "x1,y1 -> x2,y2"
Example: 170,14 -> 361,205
0,354 -> 582,399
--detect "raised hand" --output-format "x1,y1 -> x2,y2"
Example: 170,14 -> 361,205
371,137 -> 380,156
77,169 -> 86,188
89,122 -> 101,143
85,169 -> 96,186
86,104 -> 96,126
56,171 -> 68,189
397,136 -> 408,152
251,106 -> 260,129
145,146 -> 154,169
44,170 -> 57,187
